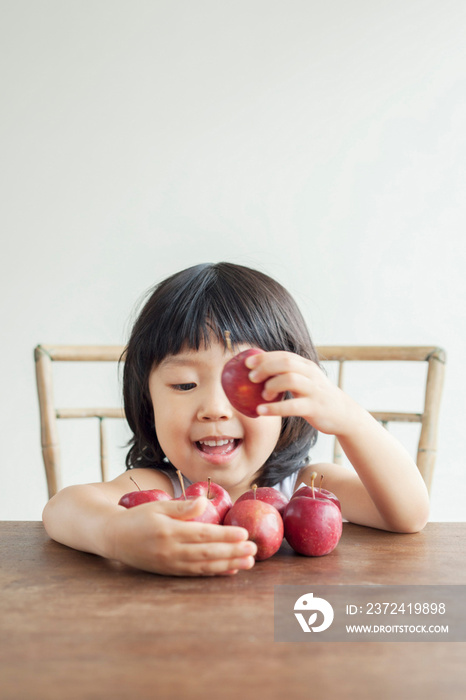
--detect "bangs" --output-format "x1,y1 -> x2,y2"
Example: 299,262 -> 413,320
144,263 -> 309,365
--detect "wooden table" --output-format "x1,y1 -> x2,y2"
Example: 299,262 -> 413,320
1,522 -> 465,700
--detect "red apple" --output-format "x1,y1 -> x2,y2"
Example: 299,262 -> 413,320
284,471 -> 342,556
185,478 -> 232,523
174,495 -> 222,524
221,342 -> 284,418
235,484 -> 289,515
118,476 -> 171,508
224,500 -> 284,560
291,485 -> 341,512
283,496 -> 342,556
174,470 -> 224,524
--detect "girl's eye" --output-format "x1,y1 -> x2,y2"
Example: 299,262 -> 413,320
171,383 -> 196,391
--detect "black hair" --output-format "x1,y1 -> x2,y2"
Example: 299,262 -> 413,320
121,262 -> 319,487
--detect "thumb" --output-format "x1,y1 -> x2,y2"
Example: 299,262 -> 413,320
153,495 -> 209,521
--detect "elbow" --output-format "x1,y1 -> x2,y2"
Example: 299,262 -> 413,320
406,487 -> 431,533
386,499 -> 430,535
42,490 -> 62,538
409,504 -> 430,533
42,496 -> 54,537
391,516 -> 428,535
391,477 -> 431,534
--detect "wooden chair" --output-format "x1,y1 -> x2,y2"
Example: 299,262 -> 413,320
34,345 -> 126,498
35,344 -> 446,499
317,346 -> 446,494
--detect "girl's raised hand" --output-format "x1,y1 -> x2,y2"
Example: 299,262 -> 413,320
245,351 -> 361,438
104,496 -> 257,577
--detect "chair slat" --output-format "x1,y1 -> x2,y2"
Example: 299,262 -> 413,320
370,412 -> 422,423
318,346 -> 445,362
417,353 -> 446,492
38,345 -> 125,362
34,346 -> 61,497
56,408 -> 125,419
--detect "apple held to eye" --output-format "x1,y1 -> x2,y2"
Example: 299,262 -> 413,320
221,333 -> 284,418
118,476 -> 171,508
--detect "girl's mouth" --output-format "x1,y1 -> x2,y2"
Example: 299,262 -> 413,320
194,438 -> 242,462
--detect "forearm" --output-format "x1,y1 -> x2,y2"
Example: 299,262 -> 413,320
338,404 -> 430,532
42,484 -> 119,559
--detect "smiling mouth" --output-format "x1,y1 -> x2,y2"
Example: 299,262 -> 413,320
195,438 -> 242,456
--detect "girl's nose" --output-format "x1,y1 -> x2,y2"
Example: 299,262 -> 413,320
197,385 -> 233,422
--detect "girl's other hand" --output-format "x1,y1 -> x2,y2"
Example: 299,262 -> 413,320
104,496 -> 257,577
245,351 -> 362,437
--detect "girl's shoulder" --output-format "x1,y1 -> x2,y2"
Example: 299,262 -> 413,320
109,467 -> 180,498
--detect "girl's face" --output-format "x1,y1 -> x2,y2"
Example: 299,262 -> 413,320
148,339 -> 282,499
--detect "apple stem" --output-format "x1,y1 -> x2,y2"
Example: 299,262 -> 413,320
310,471 -> 318,498
252,483 -> 258,500
130,475 -> 141,491
207,477 -> 212,500
176,469 -> 187,500
225,330 -> 232,352
319,474 -> 324,493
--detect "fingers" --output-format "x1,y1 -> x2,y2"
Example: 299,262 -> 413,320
256,394 -> 339,436
245,351 -> 317,414
167,556 -> 254,577
168,515 -> 250,544
244,351 -> 329,425
112,498 -> 259,577
186,556 -> 255,576
169,541 -> 256,576
150,495 -> 211,520
156,523 -> 257,576
245,350 -> 314,384
260,371 -> 314,402
142,498 -> 250,542
179,539 -> 257,563
257,396 -> 312,418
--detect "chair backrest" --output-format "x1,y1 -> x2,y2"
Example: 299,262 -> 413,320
34,345 -> 125,498
316,346 -> 446,494
35,344 -> 446,499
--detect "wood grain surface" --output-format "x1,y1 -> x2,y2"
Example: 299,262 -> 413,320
1,522 -> 465,700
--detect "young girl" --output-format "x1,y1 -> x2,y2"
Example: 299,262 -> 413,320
42,262 -> 429,577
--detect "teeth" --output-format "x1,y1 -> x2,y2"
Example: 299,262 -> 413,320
198,438 -> 235,447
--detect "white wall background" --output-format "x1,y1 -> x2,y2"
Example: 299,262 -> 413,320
1,0 -> 465,521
